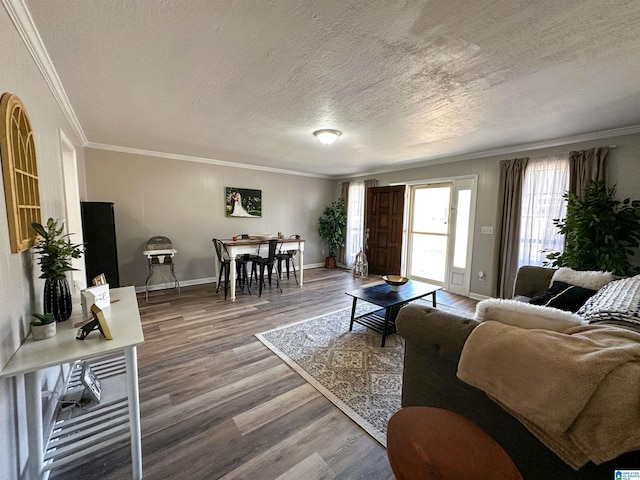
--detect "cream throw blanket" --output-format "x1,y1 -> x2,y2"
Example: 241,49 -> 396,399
457,321 -> 640,469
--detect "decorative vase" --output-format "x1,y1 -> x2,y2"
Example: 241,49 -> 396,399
31,322 -> 56,341
44,278 -> 73,322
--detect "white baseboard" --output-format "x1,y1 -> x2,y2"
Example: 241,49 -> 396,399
134,277 -> 215,293
469,292 -> 491,301
133,264 -> 324,293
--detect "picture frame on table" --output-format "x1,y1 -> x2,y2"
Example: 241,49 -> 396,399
76,304 -> 114,340
81,362 -> 102,403
91,304 -> 113,340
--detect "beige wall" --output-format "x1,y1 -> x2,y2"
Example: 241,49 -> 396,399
0,9 -> 86,479
85,132 -> 640,300
345,132 -> 640,298
83,149 -> 338,288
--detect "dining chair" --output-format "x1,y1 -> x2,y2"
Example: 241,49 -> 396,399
236,233 -> 260,285
251,239 -> 282,297
212,238 -> 250,299
275,234 -> 299,284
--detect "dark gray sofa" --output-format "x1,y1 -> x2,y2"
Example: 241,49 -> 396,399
396,265 -> 640,479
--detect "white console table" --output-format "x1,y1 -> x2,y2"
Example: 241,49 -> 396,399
0,286 -> 144,480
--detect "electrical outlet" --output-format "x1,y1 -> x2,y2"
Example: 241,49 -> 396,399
481,226 -> 494,235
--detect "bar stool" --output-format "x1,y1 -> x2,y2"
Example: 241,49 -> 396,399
237,234 -> 260,285
251,239 -> 282,297
275,234 -> 299,284
212,238 -> 250,299
387,407 -> 522,480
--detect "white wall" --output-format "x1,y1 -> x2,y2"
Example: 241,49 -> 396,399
346,132 -> 640,298
0,7 -> 85,480
83,148 -> 338,288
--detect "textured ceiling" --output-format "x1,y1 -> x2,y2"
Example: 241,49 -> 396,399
22,0 -> 640,176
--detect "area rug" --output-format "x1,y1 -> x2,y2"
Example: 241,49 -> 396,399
255,301 -> 473,446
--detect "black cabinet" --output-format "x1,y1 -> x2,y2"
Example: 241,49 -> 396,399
81,202 -> 120,288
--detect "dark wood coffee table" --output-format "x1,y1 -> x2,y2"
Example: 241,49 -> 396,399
346,280 -> 442,347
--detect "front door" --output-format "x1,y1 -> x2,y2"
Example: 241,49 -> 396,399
365,186 -> 406,275
407,183 -> 452,283
406,177 -> 477,295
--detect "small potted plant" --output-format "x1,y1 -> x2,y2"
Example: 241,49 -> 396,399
30,313 -> 56,341
32,218 -> 84,322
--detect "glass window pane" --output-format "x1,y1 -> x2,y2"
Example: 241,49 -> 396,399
453,189 -> 471,268
413,187 -> 450,234
345,182 -> 365,267
409,234 -> 447,282
518,156 -> 569,266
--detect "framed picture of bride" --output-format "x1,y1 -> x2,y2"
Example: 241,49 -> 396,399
225,187 -> 262,218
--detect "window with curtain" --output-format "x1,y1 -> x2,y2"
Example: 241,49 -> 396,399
518,156 -> 569,267
345,181 -> 365,268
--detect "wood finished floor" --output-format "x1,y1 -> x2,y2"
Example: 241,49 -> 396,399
50,268 -> 477,480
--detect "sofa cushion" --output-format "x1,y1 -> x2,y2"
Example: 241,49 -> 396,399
529,280 -> 597,312
551,267 -> 614,291
577,276 -> 640,330
474,298 -> 585,331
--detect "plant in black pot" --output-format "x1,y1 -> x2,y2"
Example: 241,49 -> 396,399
545,180 -> 640,276
318,198 -> 347,268
32,218 -> 84,322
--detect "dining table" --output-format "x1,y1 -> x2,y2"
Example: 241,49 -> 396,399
220,237 -> 305,301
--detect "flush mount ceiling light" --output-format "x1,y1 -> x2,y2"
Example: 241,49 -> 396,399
313,129 -> 342,145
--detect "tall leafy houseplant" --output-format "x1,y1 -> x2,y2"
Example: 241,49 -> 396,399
32,218 -> 84,322
545,180 -> 640,276
318,198 -> 347,268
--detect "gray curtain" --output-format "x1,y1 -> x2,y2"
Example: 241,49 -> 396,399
363,179 -> 378,252
496,158 -> 529,298
339,182 -> 350,264
568,147 -> 608,199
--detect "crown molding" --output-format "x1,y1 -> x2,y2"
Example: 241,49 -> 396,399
85,142 -> 332,179
91,123 -> 640,181
449,124 -> 640,162
338,124 -> 640,180
3,0 -> 87,144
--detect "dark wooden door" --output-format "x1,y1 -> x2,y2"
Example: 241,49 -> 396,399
365,185 -> 405,275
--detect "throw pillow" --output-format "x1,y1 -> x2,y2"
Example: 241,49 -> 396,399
529,281 -> 597,312
474,298 -> 585,331
550,267 -> 614,291
577,275 -> 640,329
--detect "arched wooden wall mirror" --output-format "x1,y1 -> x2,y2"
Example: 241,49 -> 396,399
0,93 -> 42,253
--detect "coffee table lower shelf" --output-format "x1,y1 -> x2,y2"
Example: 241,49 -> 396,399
351,308 -> 397,338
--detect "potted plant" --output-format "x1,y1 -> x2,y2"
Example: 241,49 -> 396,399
32,218 -> 84,322
30,313 -> 56,341
545,180 -> 640,276
318,198 -> 347,268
